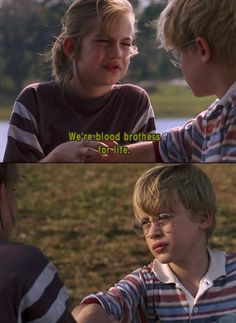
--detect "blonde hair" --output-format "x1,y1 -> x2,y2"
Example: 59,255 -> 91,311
51,0 -> 138,86
133,164 -> 216,239
157,0 -> 236,66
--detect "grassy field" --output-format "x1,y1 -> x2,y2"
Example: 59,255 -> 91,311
0,105 -> 11,120
12,163 -> 236,311
0,81 -> 215,120
150,81 -> 216,117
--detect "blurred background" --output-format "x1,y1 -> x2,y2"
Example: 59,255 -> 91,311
13,163 -> 236,310
0,0 -> 215,160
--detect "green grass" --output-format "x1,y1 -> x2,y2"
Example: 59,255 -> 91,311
12,164 -> 236,310
0,106 -> 11,120
150,81 -> 216,117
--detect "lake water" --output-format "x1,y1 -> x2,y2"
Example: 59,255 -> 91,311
0,118 -> 190,162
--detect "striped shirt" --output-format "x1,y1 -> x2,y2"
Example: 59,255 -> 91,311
81,250 -> 236,322
0,240 -> 75,323
159,82 -> 236,162
3,81 -> 156,162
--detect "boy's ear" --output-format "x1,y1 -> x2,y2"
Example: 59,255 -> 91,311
195,36 -> 211,64
63,36 -> 76,59
198,212 -> 212,230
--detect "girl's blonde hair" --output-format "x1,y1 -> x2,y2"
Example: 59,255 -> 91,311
51,0 -> 138,86
133,164 -> 216,239
157,0 -> 236,66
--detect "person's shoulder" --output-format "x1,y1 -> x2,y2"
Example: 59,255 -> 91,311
130,262 -> 156,280
227,89 -> 236,107
18,81 -> 57,97
226,252 -> 236,264
0,240 -> 50,293
0,240 -> 48,268
115,83 -> 150,97
224,252 -> 236,274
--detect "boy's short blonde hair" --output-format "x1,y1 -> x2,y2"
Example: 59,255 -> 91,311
51,0 -> 138,86
133,165 -> 216,239
157,0 -> 236,66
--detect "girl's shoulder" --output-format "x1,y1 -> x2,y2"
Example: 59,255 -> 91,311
0,240 -> 48,269
114,83 -> 149,97
18,80 -> 58,97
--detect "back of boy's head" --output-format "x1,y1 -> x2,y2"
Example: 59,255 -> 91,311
133,164 -> 216,239
51,0 -> 137,86
157,0 -> 236,66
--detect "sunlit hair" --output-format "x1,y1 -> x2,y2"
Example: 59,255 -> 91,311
133,164 -> 216,239
0,164 -> 18,239
50,0 -> 138,86
156,0 -> 236,66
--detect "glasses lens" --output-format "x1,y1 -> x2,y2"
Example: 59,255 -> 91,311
132,220 -> 145,237
132,214 -> 174,237
157,213 -> 173,233
167,49 -> 181,68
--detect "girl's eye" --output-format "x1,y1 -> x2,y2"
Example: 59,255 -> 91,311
95,39 -> 110,44
121,43 -> 131,47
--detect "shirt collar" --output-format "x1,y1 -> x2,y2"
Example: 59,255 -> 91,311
152,249 -> 226,285
218,81 -> 236,106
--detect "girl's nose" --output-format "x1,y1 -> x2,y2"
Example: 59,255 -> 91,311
108,43 -> 122,58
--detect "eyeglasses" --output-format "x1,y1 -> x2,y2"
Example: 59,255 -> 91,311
132,213 -> 175,237
167,39 -> 196,69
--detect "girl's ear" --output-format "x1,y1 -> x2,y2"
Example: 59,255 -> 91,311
195,36 -> 211,64
199,212 -> 212,230
63,37 -> 76,59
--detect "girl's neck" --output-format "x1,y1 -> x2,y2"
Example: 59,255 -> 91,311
69,78 -> 113,99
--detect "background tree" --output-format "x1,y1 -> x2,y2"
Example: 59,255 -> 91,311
125,0 -> 181,84
0,0 -> 182,102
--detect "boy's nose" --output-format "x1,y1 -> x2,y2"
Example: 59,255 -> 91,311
146,222 -> 163,239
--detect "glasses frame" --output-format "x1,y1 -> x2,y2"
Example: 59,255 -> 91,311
167,39 -> 196,69
132,212 -> 175,237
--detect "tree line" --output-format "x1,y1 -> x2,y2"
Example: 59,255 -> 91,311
0,0 -> 181,101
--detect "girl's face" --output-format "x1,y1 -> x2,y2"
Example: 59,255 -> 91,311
71,13 -> 135,97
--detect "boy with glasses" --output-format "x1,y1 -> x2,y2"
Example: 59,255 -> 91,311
73,164 -> 236,322
101,0 -> 236,162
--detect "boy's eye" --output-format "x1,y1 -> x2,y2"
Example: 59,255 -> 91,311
158,213 -> 170,220
140,219 -> 149,226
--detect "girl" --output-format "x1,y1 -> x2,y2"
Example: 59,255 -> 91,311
4,0 -> 156,162
0,164 -> 76,322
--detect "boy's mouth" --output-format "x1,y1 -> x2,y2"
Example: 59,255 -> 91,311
152,242 -> 167,252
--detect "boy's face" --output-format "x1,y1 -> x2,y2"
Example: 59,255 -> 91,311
144,196 -> 209,266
